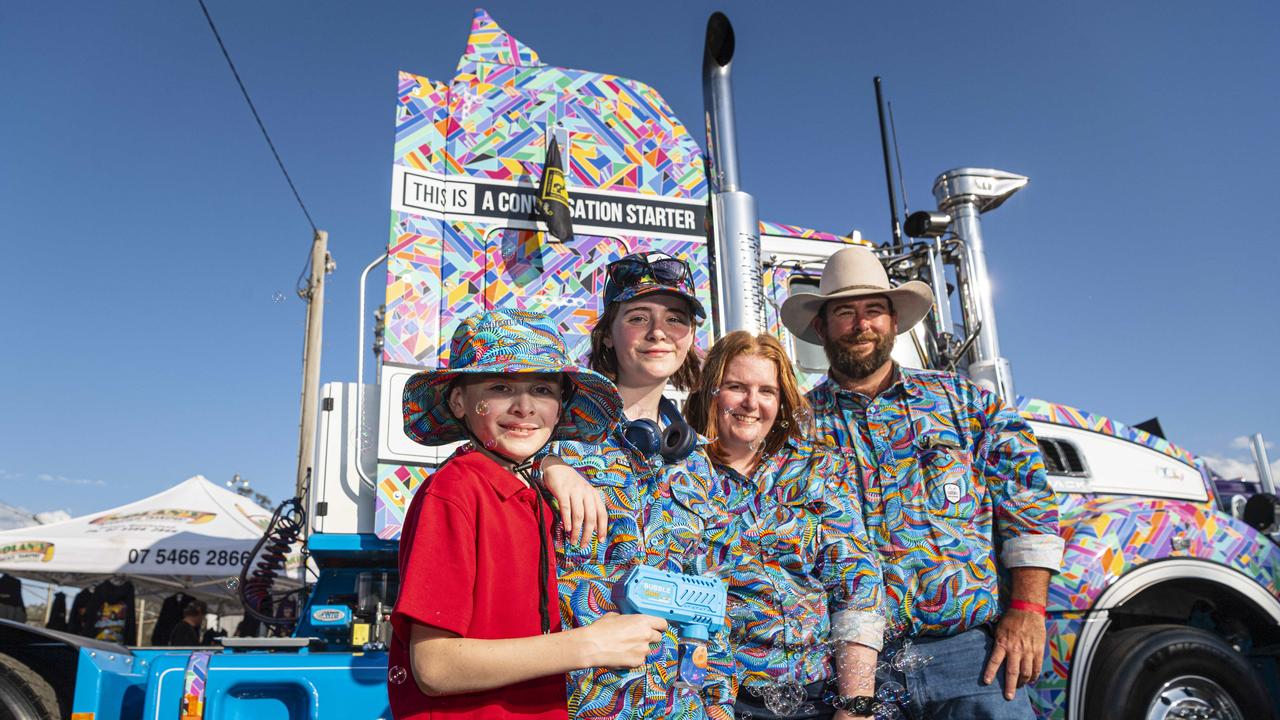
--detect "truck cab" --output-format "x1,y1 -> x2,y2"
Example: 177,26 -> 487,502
5,8 -> 1276,720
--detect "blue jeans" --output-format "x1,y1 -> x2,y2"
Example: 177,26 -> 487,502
880,628 -> 1036,720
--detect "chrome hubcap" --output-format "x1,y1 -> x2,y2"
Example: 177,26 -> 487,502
1144,675 -> 1244,720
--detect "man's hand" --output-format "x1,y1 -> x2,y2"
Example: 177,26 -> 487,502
982,608 -> 1046,700
541,455 -> 608,547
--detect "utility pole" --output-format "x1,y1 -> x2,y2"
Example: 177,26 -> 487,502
295,230 -> 333,501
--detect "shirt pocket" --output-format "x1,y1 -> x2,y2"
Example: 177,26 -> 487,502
669,474 -> 724,568
558,474 -> 640,568
758,493 -> 823,576
915,429 -> 980,519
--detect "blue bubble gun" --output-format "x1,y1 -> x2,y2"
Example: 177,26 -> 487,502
611,565 -> 727,690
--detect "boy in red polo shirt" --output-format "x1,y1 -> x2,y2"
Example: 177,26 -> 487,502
390,309 -> 668,720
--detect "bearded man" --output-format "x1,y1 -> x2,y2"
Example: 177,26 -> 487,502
781,246 -> 1064,720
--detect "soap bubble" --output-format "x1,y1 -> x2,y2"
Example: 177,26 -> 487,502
797,703 -> 815,714
891,646 -> 933,672
762,680 -> 807,716
793,406 -> 812,425
735,713 -> 753,720
710,387 -> 721,397
474,400 -> 490,416
876,680 -> 908,703
873,703 -> 904,720
225,577 -> 239,590
387,666 -> 408,684
483,439 -> 497,450
272,292 -> 286,303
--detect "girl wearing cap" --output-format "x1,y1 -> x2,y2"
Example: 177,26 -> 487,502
542,252 -> 738,720
390,309 -> 671,720
685,332 -> 883,720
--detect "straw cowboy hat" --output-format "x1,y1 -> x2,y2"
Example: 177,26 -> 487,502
780,246 -> 934,344
403,309 -> 623,446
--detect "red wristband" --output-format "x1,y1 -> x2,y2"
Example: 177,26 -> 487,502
1009,599 -> 1046,616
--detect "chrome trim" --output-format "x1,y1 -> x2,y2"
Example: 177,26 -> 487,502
702,11 -> 764,335
930,167 -> 1027,399
1251,433 -> 1276,495
355,252 -> 388,490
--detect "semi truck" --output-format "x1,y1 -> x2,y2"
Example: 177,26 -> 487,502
1,9 -> 1277,720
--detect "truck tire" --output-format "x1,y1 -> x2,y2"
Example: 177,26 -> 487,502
0,652 -> 60,720
1083,624 -> 1274,720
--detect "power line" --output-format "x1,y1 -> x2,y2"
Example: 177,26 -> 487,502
196,0 -> 318,234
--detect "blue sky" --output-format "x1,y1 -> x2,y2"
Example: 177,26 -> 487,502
2,1 -> 1277,517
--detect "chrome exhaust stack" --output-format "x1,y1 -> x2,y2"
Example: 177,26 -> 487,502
702,11 -> 764,335
931,168 -> 1028,399
1250,433 -> 1277,496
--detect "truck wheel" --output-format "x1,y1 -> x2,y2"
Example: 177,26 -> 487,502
0,652 -> 60,720
1084,624 -> 1274,720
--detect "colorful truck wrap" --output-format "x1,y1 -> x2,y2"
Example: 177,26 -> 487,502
2,8 -> 1276,720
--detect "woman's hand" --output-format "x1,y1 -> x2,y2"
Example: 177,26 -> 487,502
541,455 -> 609,546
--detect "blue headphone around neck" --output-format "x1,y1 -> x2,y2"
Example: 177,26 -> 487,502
622,397 -> 697,464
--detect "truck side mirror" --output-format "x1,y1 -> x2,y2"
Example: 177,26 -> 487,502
904,210 -> 951,238
1242,493 -> 1280,534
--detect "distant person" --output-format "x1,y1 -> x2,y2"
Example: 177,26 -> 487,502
390,309 -> 666,720
781,246 -> 1064,719
168,600 -> 207,646
0,573 -> 24,623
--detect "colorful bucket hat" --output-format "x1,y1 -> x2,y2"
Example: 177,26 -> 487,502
403,309 -> 623,446
604,251 -> 707,322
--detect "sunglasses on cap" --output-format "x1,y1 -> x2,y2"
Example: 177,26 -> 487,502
605,254 -> 695,296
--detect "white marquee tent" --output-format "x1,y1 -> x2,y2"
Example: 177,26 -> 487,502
0,475 -> 303,602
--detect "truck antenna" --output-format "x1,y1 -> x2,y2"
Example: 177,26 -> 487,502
889,100 -> 909,218
874,77 -> 903,251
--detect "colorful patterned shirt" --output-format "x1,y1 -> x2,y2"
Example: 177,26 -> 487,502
807,367 -> 1064,638
550,434 -> 738,720
714,438 -> 884,690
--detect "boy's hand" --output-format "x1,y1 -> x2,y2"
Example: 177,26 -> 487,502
578,612 -> 667,669
542,455 -> 608,546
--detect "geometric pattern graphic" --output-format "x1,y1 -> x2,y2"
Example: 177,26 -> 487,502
378,9 -> 713,538
1031,493 -> 1280,719
375,463 -> 431,540
759,220 -> 853,244
1017,396 -> 1197,467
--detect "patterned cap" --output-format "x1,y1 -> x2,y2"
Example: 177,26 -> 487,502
403,309 -> 623,446
603,252 -> 707,322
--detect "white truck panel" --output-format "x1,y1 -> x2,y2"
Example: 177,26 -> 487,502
1029,420 -> 1208,502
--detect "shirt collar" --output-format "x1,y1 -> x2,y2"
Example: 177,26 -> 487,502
715,435 -> 803,482
462,447 -> 532,501
819,363 -> 923,401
